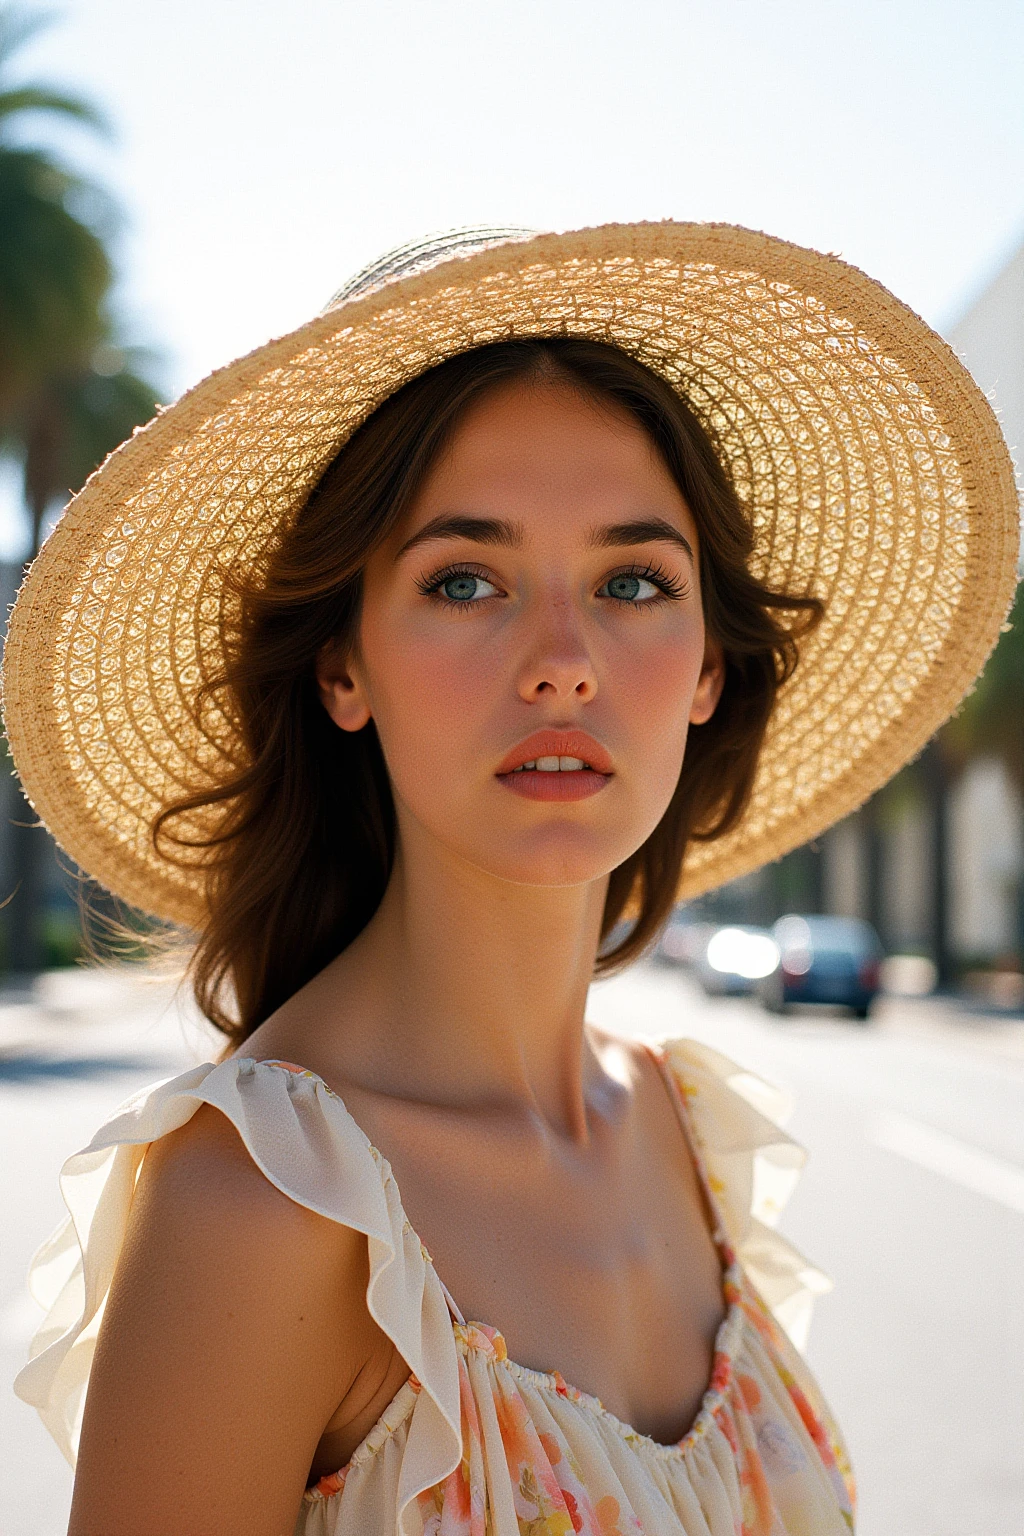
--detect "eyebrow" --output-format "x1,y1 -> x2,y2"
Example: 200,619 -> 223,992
396,515 -> 524,560
589,518 -> 695,563
395,512 -> 695,563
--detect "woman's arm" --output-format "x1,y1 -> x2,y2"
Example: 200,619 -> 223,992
68,1102 -> 384,1536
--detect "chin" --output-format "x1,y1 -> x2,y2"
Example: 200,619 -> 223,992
466,829 -> 641,889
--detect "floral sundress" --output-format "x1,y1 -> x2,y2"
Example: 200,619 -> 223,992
15,1036 -> 855,1534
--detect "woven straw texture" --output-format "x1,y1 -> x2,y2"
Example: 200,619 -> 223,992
2,222 -> 1019,928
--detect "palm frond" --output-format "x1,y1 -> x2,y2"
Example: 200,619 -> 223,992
21,360 -> 162,543
0,146 -> 112,413
0,84 -> 110,134
0,7 -> 56,69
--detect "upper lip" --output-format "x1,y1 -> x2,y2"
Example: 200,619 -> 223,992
496,730 -> 613,775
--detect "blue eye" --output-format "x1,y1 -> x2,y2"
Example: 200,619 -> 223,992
426,569 -> 501,604
443,574 -> 484,601
601,572 -> 663,603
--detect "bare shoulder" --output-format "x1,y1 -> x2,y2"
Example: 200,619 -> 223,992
130,1096 -> 361,1263
68,1102 -> 378,1536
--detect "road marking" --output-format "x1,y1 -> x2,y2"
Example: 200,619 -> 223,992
869,1113 -> 1024,1214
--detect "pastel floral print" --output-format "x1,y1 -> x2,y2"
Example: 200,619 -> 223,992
394,1254 -> 853,1536
415,1325 -> 644,1536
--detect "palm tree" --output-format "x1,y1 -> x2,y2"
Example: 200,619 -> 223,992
21,348 -> 161,551
0,7 -> 112,421
0,7 -> 162,972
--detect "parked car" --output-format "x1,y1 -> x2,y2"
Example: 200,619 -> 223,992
758,914 -> 883,1019
693,924 -> 781,997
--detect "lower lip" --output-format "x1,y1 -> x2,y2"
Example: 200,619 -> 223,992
497,770 -> 612,801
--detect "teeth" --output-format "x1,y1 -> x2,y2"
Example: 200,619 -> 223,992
512,756 -> 592,773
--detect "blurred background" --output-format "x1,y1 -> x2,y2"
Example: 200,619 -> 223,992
0,2 -> 1022,1533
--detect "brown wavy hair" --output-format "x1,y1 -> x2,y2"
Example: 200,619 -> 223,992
156,338 -> 821,1043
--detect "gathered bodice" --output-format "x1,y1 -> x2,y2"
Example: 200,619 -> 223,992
15,1037 -> 855,1534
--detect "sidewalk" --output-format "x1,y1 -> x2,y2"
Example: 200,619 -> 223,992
0,965 -> 221,1069
3,962 -> 1023,1040
2,963 -> 1023,1072
871,990 -> 1024,1066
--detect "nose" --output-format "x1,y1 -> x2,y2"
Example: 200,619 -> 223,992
516,595 -> 598,703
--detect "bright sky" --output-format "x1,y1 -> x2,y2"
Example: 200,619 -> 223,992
3,0 -> 1023,552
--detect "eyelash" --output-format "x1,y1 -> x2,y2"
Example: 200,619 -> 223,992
603,561 -> 690,604
415,562 -> 502,610
416,561 -> 689,608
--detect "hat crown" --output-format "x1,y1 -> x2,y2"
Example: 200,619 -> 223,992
324,225 -> 537,311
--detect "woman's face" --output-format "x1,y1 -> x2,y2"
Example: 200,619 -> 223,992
318,378 -> 724,889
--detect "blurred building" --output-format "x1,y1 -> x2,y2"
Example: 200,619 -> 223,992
949,239 -> 1024,497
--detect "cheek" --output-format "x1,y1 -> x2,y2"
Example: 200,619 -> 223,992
358,609 -> 500,782
609,620 -> 705,771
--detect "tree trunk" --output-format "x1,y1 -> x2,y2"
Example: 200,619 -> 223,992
5,799 -> 45,973
3,544 -> 48,973
864,794 -> 885,946
921,739 -> 953,988
3,426 -> 57,973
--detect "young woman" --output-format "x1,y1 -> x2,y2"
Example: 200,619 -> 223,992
10,224 -> 1017,1536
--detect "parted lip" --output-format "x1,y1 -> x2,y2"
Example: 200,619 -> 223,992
496,729 -> 613,776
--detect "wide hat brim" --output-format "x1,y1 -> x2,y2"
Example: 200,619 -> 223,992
2,221 -> 1019,928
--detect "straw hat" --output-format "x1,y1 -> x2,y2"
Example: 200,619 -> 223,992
2,222 -> 1019,927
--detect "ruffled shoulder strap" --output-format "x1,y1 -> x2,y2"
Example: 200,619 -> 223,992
14,1057 -> 461,1531
653,1036 -> 832,1350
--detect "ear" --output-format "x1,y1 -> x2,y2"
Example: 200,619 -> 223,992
315,640 -> 372,733
689,633 -> 725,725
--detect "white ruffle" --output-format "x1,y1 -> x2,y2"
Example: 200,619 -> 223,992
658,1037 -> 832,1350
12,1058 -> 462,1535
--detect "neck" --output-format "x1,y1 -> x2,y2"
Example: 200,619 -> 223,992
316,827 -> 610,1140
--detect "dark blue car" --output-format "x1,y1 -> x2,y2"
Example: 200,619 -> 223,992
758,914 -> 883,1020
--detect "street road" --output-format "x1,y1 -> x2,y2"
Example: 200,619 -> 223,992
2,963 -> 1022,1536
